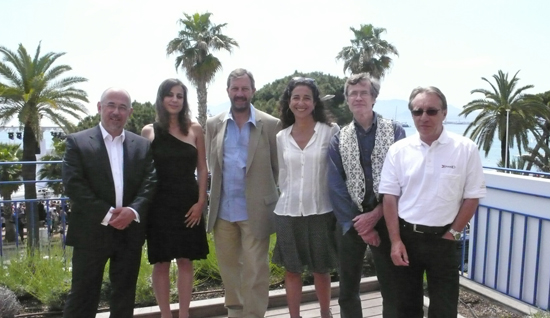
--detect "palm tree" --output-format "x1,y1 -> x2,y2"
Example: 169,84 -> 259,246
38,138 -> 65,196
166,12 -> 239,128
0,142 -> 22,242
460,70 -> 547,168
336,24 -> 399,79
522,91 -> 550,172
0,43 -> 88,248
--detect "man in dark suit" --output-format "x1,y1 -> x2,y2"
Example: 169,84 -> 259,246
62,88 -> 156,318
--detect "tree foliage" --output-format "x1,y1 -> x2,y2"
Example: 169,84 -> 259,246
38,139 -> 65,196
522,91 -> 550,173
0,42 -> 88,248
336,24 -> 399,79
460,70 -> 548,168
0,142 -> 22,242
252,71 -> 352,126
166,12 -> 238,128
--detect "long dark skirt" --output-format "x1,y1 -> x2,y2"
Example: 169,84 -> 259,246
272,212 -> 338,273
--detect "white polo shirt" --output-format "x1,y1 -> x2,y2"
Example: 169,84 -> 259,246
379,128 -> 486,226
274,122 -> 340,217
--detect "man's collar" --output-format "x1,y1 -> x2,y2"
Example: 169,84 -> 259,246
223,104 -> 257,126
352,111 -> 378,131
438,126 -> 450,143
413,126 -> 449,146
99,122 -> 126,142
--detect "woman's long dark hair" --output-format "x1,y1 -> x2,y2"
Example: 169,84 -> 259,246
279,78 -> 330,129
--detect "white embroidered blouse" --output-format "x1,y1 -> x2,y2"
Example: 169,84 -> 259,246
274,122 -> 340,217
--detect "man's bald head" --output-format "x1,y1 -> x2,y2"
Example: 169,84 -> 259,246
97,87 -> 133,137
100,87 -> 132,107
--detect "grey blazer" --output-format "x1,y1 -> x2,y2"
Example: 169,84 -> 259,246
205,108 -> 281,239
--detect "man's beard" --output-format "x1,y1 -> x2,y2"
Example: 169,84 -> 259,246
230,97 -> 250,113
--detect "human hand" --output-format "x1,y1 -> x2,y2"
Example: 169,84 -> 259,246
108,207 -> 134,230
352,206 -> 381,235
390,240 -> 409,266
184,203 -> 203,228
442,231 -> 456,241
360,229 -> 381,246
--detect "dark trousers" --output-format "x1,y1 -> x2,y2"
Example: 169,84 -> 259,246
395,230 -> 459,318
17,223 -> 24,242
337,219 -> 399,318
63,242 -> 142,318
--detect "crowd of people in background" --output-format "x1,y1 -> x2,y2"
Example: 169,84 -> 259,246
52,68 -> 485,318
0,200 -> 71,244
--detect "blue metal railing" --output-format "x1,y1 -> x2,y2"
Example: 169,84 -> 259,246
468,172 -> 550,310
472,206 -> 550,307
0,160 -> 68,259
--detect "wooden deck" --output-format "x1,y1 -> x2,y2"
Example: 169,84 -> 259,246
98,277 -> 382,318
248,291 -> 383,318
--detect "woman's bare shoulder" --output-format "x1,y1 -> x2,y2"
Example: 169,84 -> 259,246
141,124 -> 155,140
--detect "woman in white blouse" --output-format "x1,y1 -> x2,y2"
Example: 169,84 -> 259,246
273,77 -> 340,318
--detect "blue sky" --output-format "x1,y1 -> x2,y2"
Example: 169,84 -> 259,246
2,0 -> 549,122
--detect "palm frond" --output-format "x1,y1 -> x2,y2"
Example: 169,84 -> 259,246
336,24 -> 398,77
166,12 -> 238,127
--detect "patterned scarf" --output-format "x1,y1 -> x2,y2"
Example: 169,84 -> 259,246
340,117 -> 394,212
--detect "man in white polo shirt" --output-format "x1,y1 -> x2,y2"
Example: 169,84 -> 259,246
379,86 -> 486,318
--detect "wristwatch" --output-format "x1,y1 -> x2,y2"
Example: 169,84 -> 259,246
449,228 -> 461,240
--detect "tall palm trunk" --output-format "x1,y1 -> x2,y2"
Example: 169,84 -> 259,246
1,189 -> 16,242
525,121 -> 550,171
196,81 -> 208,128
22,124 -> 39,250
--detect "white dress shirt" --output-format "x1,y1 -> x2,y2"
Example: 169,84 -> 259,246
98,123 -> 139,226
379,128 -> 486,226
274,122 -> 340,217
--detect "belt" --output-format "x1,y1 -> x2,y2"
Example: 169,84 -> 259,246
399,218 -> 450,235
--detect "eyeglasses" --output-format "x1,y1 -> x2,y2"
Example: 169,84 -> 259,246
104,103 -> 130,113
292,77 -> 315,83
411,108 -> 442,116
347,91 -> 371,99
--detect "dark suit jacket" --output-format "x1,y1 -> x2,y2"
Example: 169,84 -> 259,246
62,126 -> 156,250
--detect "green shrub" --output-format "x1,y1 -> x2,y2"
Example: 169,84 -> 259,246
0,244 -> 72,310
0,255 -> 28,297
268,234 -> 285,285
194,233 -> 222,285
134,246 -> 156,306
0,231 -> 298,312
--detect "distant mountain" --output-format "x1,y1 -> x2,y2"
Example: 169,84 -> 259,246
374,99 -> 471,124
208,101 -> 230,117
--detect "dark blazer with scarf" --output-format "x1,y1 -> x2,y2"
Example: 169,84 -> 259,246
62,125 -> 156,250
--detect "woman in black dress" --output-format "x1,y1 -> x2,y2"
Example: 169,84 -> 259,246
141,78 -> 208,318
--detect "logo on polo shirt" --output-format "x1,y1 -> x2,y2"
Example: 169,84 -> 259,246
441,165 -> 456,169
